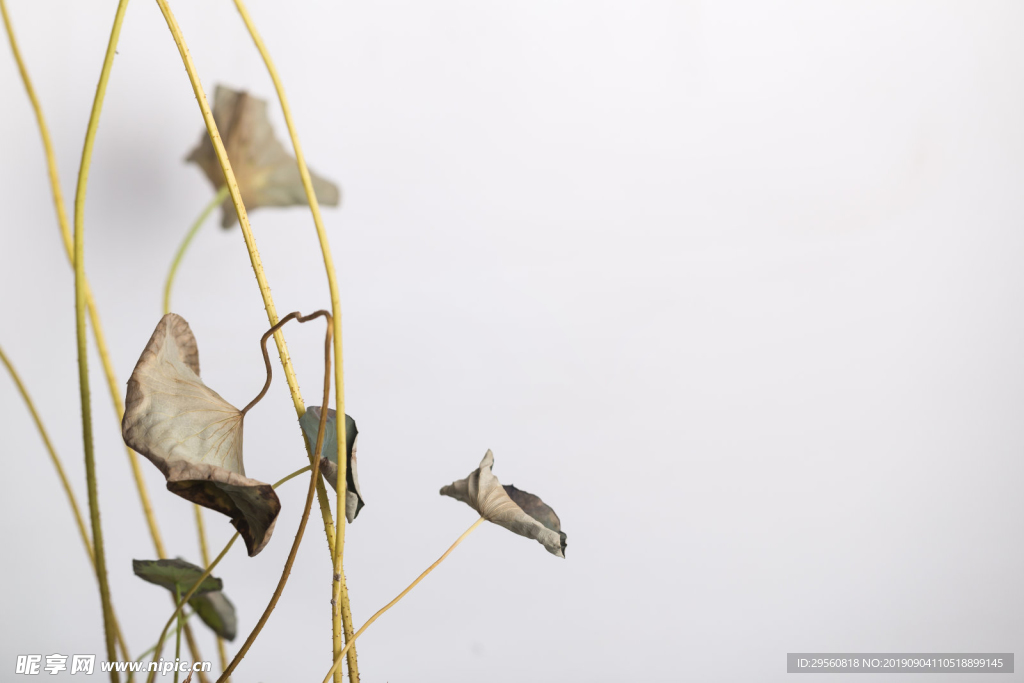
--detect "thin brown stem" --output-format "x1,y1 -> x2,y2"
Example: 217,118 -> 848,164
218,313 -> 333,681
145,312 -> 331,683
240,310 -> 330,416
151,0 -> 341,573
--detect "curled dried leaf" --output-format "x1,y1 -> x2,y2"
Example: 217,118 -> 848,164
187,84 -> 340,228
122,314 -> 280,556
299,407 -> 364,522
440,450 -> 567,558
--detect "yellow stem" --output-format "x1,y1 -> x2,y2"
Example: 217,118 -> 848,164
321,517 -> 486,683
151,0 -> 340,566
0,344 -> 92,563
1,0 -> 167,561
73,1 -> 132,678
229,2 -> 355,679
0,343 -> 131,662
4,1 -> 213,677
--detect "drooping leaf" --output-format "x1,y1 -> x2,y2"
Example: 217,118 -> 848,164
299,407 -> 364,522
186,84 -> 341,228
132,559 -> 222,595
133,559 -> 237,640
188,590 -> 237,641
440,450 -> 567,558
122,313 -> 281,556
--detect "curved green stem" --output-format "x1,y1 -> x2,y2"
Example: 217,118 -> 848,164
73,2 -> 131,679
321,517 -> 486,683
164,185 -> 228,315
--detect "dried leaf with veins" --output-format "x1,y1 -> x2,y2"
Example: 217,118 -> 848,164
440,450 -> 567,558
299,407 -> 364,522
186,84 -> 340,228
122,314 -> 280,556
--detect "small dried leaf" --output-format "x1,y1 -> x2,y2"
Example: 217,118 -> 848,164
440,450 -> 567,558
299,407 -> 364,522
132,559 -> 222,595
189,590 -> 237,641
122,314 -> 281,556
187,84 -> 341,228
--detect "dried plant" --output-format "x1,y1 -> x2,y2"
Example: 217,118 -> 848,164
0,2 -> 568,681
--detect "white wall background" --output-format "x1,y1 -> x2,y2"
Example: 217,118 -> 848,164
2,1 -> 1023,681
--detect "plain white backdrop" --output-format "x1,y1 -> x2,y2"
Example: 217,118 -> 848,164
2,1 -> 1023,681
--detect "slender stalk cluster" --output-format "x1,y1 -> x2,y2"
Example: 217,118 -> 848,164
3,3 -> 566,681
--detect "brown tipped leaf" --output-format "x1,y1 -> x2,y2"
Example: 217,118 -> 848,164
122,314 -> 280,556
186,84 -> 340,228
440,450 -> 567,558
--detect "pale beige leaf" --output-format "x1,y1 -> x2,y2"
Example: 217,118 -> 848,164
122,314 -> 280,556
186,84 -> 340,228
440,450 -> 566,558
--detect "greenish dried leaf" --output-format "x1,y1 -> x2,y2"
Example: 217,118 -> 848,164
132,558 -> 222,594
299,407 -> 364,522
189,590 -> 237,641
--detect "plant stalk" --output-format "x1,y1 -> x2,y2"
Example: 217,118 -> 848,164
3,8 -> 211,675
0,343 -> 132,662
1,0 -> 169,563
72,2 -> 132,679
146,464 -> 312,683
194,505 -> 229,678
217,311 -> 333,681
321,517 -> 486,683
174,584 -> 183,683
152,0 -> 341,572
230,2 -> 357,678
164,185 -> 229,314
163,185 -> 231,678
